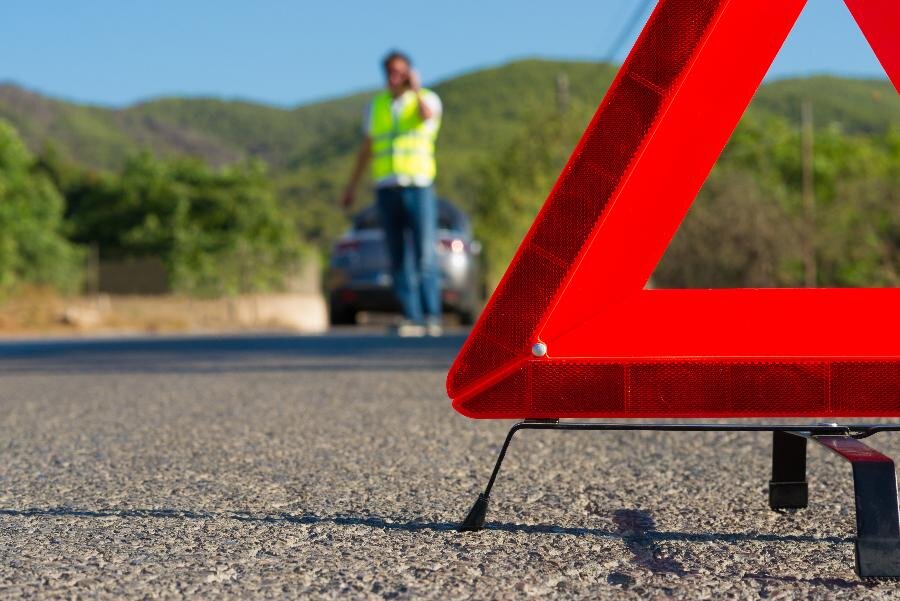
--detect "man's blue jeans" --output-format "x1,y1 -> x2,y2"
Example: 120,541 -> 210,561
375,185 -> 441,323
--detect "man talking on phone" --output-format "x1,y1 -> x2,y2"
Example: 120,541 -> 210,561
342,50 -> 443,337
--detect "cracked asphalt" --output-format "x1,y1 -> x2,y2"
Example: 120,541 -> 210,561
2,332 -> 900,598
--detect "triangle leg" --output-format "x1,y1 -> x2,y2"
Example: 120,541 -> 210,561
458,421 -> 539,532
812,435 -> 900,578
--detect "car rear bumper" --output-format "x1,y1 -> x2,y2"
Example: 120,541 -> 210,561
329,285 -> 472,313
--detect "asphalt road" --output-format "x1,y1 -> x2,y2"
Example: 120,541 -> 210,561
2,332 -> 900,598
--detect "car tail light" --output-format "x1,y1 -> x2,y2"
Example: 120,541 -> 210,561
336,240 -> 361,253
439,238 -> 466,253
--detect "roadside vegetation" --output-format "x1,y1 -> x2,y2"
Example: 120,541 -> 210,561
0,120 -> 308,299
0,121 -> 83,296
1,59 -> 898,302
39,150 -> 308,296
476,102 -> 900,288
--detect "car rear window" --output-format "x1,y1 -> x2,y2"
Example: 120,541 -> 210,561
353,199 -> 468,232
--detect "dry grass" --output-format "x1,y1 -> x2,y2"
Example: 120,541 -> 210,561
0,287 -> 327,336
0,286 -> 72,334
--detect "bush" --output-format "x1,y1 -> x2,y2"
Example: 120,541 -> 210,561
60,153 -> 308,296
0,121 -> 84,295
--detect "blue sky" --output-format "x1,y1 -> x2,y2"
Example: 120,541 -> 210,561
1,0 -> 889,107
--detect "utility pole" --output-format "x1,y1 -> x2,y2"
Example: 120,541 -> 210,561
87,243 -> 100,296
556,73 -> 570,114
801,99 -> 816,288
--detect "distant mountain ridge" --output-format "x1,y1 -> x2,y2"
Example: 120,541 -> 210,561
2,59 -> 898,176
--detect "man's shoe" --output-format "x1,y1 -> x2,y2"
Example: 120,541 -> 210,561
426,319 -> 443,337
393,321 -> 426,337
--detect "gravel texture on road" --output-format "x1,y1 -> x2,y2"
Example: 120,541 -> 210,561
2,333 -> 900,599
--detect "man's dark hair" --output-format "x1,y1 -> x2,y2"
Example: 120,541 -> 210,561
382,50 -> 412,72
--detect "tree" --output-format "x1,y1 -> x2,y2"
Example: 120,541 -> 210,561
0,120 -> 83,295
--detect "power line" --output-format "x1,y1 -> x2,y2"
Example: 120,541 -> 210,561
604,0 -> 656,63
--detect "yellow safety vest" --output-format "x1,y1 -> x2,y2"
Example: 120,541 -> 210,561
369,89 -> 440,182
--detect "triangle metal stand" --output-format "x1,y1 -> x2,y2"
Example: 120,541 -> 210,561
459,420 -> 900,579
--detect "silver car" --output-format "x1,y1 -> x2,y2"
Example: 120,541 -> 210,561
327,199 -> 482,325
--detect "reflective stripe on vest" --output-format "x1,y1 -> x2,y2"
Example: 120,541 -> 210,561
369,89 -> 439,181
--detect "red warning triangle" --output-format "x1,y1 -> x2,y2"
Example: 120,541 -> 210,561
448,0 -> 900,419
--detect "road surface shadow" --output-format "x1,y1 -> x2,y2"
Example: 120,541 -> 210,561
612,509 -> 690,576
0,505 -> 852,545
1,506 -> 873,589
0,506 -> 878,584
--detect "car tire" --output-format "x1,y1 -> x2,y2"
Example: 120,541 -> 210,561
457,307 -> 476,326
329,303 -> 358,326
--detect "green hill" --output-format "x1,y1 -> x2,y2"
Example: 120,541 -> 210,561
747,76 -> 899,134
3,60 -> 896,176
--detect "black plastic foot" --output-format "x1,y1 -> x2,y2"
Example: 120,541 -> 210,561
856,537 -> 900,578
458,493 -> 489,532
769,481 -> 808,509
770,431 -> 808,509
